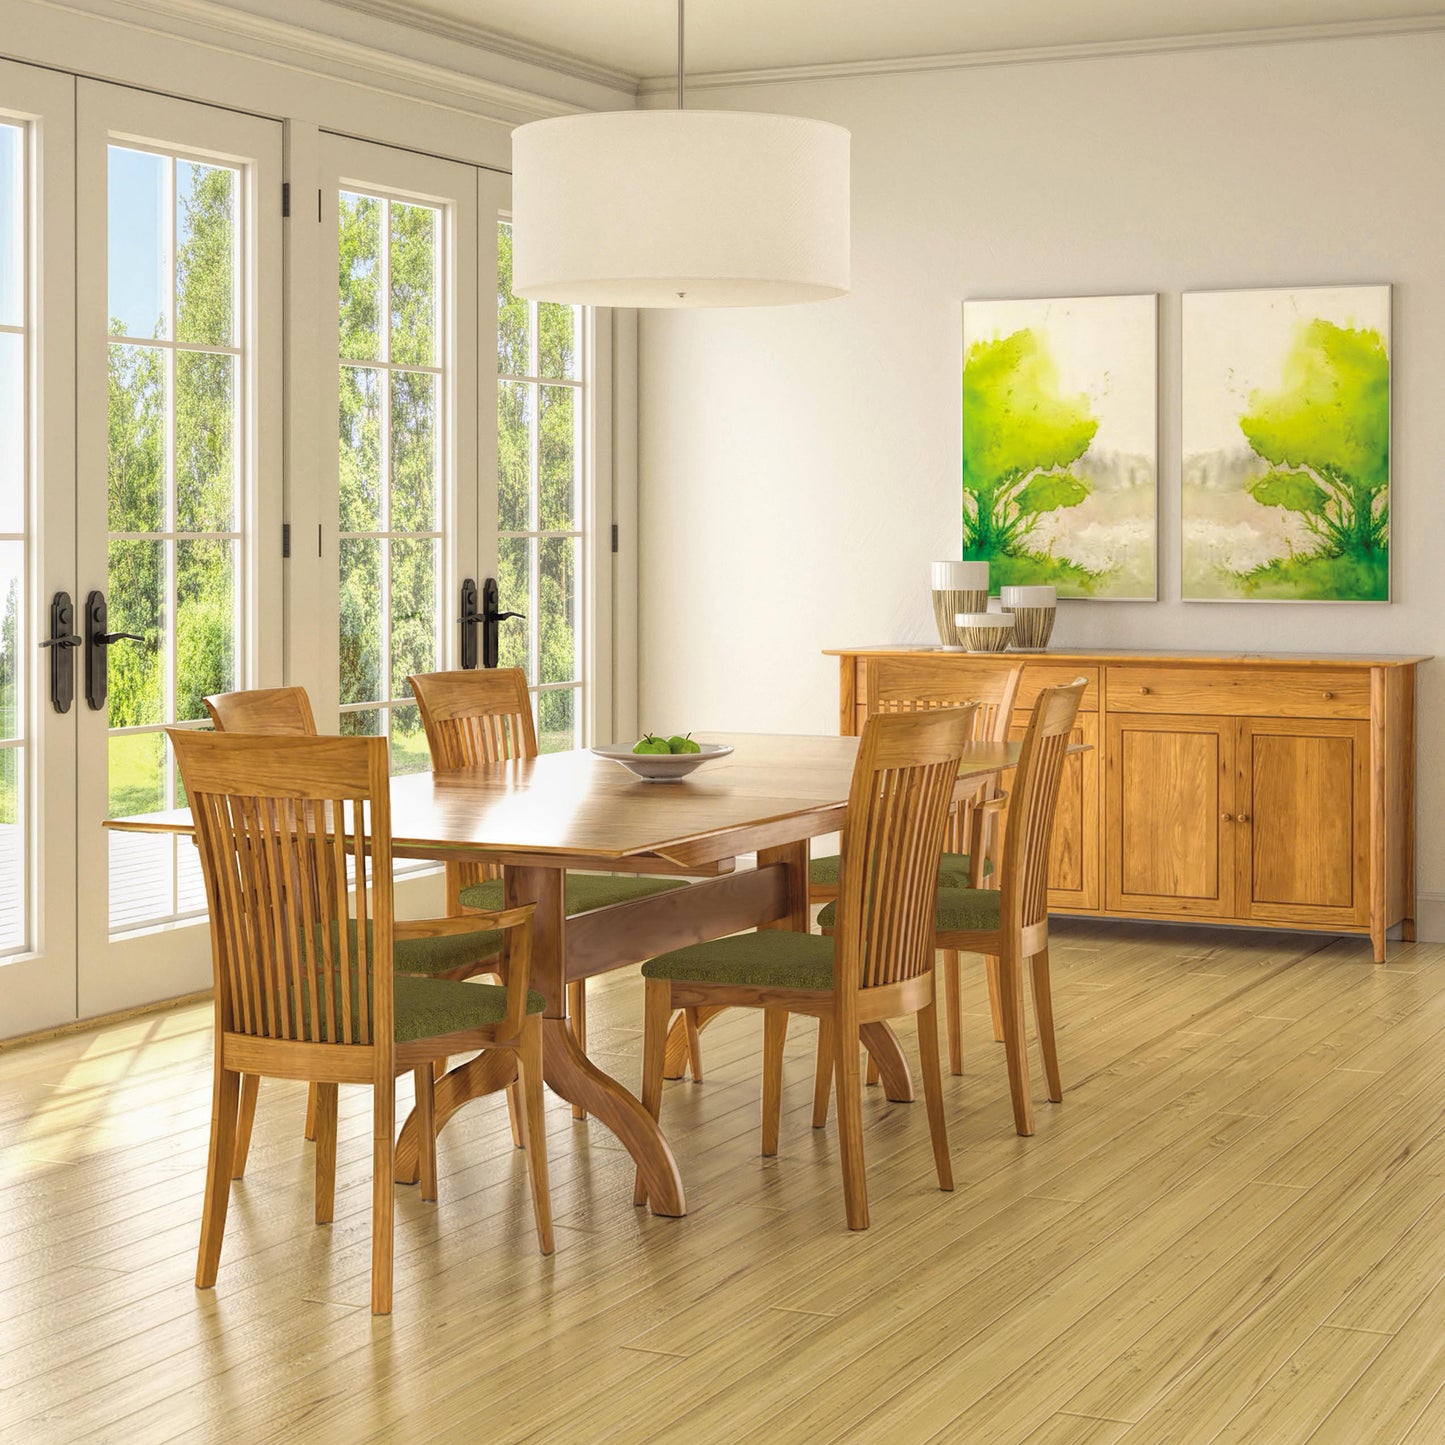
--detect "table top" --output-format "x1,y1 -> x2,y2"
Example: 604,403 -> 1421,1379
825,645 -> 1432,668
104,731 -> 1029,869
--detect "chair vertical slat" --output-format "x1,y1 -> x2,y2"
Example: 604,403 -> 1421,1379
330,808 -> 354,1046
276,801 -> 310,1041
293,800 -> 323,1043
259,798 -> 295,1040
353,796 -> 371,1047
235,797 -> 276,1037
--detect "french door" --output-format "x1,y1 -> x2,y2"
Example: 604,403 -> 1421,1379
70,85 -> 281,1018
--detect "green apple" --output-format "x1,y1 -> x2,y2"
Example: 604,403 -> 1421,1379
633,734 -> 670,755
667,733 -> 702,755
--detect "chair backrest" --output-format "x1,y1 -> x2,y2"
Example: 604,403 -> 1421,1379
170,729 -> 394,1054
999,680 -> 1087,933
833,705 -> 979,994
408,668 -> 538,771
205,686 -> 318,737
869,655 -> 1023,745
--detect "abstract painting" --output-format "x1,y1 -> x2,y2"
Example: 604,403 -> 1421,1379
1182,285 -> 1391,602
961,293 -> 1158,600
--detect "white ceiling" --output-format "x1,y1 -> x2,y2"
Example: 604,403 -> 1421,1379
332,0 -> 1445,81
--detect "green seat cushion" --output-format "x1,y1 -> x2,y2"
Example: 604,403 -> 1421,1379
817,886 -> 1002,935
459,872 -> 687,916
809,851 -> 988,891
393,974 -> 544,1043
335,919 -> 504,979
641,930 -> 835,991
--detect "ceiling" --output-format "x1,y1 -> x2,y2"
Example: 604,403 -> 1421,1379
332,0 -> 1445,82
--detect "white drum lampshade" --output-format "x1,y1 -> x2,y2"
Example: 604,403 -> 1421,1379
510,110 -> 850,309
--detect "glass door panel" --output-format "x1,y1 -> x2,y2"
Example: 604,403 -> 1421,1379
76,83 -> 281,1017
0,62 -> 77,1037
319,136 -> 477,778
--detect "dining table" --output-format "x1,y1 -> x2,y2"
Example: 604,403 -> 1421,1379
105,730 -> 1031,1217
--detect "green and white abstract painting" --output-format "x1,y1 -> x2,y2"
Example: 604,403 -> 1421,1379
1182,285 -> 1391,602
961,294 -> 1158,600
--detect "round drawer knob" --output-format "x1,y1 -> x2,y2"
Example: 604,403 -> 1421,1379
1221,812 -> 1234,822
1139,685 -> 1151,695
1322,691 -> 1334,700
1238,813 -> 1251,824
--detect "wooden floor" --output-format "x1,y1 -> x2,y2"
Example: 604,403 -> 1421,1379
3,919 -> 1445,1444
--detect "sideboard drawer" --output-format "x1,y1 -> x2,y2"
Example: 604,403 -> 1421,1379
1106,666 -> 1371,719
1016,664 -> 1099,712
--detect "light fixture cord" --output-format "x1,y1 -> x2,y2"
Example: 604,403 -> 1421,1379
677,0 -> 685,109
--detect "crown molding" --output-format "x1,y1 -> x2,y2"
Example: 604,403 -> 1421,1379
636,12 -> 1445,97
24,0 -> 630,123
323,0 -> 640,93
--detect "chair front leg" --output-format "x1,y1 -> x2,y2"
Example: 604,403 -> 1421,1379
196,1062 -> 241,1289
997,951 -> 1034,1137
916,995 -> 953,1191
684,1007 -> 704,1082
812,1016 -> 833,1128
371,1074 -> 396,1315
516,1018 -> 555,1255
415,1065 -> 438,1203
941,949 -> 963,1076
1030,945 -> 1062,1103
633,978 -> 672,1207
832,1007 -> 869,1230
761,1009 -> 788,1157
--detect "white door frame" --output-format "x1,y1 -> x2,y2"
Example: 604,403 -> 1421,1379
0,61 -> 76,1037
74,82 -> 282,1018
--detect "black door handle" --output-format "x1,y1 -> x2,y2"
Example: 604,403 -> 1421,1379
480,577 -> 524,670
85,590 -> 146,711
40,592 -> 79,712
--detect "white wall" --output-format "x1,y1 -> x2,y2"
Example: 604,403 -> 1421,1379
637,30 -> 1445,929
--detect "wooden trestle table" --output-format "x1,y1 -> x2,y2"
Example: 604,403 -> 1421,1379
106,732 -> 1028,1216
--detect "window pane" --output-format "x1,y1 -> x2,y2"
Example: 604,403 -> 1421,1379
389,537 -> 436,698
537,688 -> 576,754
539,536 -> 578,685
0,542 -> 20,739
338,191 -> 382,362
0,333 -> 20,533
497,535 -> 532,679
0,124 -> 20,329
176,351 -> 235,532
340,365 -> 382,533
107,342 -> 166,534
175,161 -> 235,347
0,746 -> 20,953
390,701 -> 429,776
108,730 -> 166,818
106,539 -> 163,728
497,381 -> 531,533
539,384 -> 577,531
108,147 -> 168,340
391,370 -> 436,532
339,537 -> 382,704
538,302 -> 578,381
390,202 -> 437,368
176,539 -> 235,721
341,707 -> 382,738
497,221 -> 528,376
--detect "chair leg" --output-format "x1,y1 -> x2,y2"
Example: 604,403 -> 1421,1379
986,956 -> 1005,1043
997,953 -> 1035,1137
505,1078 -> 524,1149
917,999 -> 953,1192
833,1012 -> 869,1230
304,1081 -> 319,1141
1030,945 -> 1062,1104
415,1065 -> 438,1203
516,1019 -> 555,1255
864,1052 -> 880,1087
231,1073 -> 259,1179
762,1009 -> 788,1157
941,948 -> 963,1076
684,1007 -> 704,1082
371,1074 -> 396,1316
812,1016 -> 833,1128
313,1081 -> 339,1224
195,1064 -> 241,1290
568,980 -> 588,1121
634,978 -> 672,1207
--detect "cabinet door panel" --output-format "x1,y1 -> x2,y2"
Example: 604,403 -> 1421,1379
1106,715 -> 1234,917
1240,720 -> 1369,926
1011,708 -> 1099,911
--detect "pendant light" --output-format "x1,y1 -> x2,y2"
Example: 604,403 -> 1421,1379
510,1 -> 850,308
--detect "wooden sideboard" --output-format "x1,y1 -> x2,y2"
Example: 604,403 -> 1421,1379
826,647 -> 1429,962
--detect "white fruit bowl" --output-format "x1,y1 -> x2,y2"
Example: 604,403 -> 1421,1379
590,742 -> 733,781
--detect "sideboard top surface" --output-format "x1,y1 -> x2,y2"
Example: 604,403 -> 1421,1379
825,645 -> 1431,669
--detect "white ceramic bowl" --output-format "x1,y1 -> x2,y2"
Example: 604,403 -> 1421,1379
954,612 -> 1015,653
591,741 -> 733,781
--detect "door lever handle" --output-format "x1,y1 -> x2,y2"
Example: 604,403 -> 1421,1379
96,631 -> 144,645
39,635 -> 83,648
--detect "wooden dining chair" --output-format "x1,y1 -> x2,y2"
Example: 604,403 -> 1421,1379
635,705 -> 977,1230
408,667 -> 687,1119
205,684 -> 523,1175
171,729 -> 552,1315
821,679 -> 1086,1137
